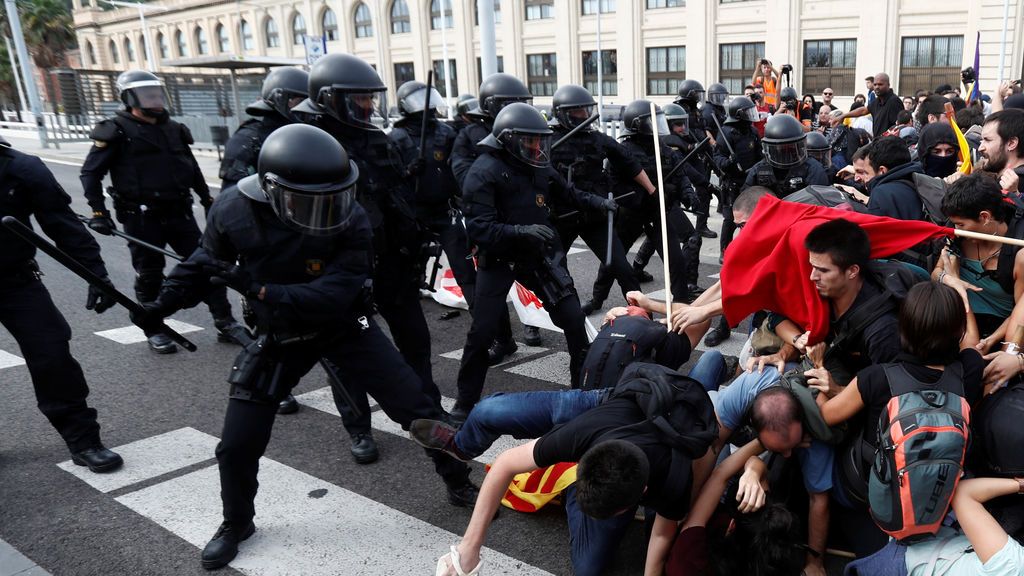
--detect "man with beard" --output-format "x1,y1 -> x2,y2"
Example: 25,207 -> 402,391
980,109 -> 1024,191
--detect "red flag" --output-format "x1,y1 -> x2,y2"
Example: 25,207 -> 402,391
720,195 -> 953,343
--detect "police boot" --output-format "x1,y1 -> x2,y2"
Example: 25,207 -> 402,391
446,480 -> 481,508
201,520 -> 255,570
277,394 -> 299,415
71,444 -> 124,473
349,432 -> 379,464
523,325 -> 543,347
487,338 -> 518,366
581,298 -> 604,315
147,332 -> 178,354
214,316 -> 252,346
632,263 -> 654,283
684,284 -> 705,304
703,316 -> 732,348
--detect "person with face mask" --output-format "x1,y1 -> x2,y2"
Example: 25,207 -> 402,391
81,70 -> 245,354
917,122 -> 960,179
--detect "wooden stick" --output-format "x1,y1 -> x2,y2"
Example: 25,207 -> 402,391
649,101 -> 672,333
953,228 -> 1024,247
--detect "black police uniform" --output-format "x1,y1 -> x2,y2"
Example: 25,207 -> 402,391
678,99 -> 717,233
0,143 -> 117,460
219,114 -> 288,190
743,156 -> 831,197
390,117 -> 477,307
702,104 -> 728,140
456,149 -> 606,411
79,111 -> 237,337
549,124 -> 640,298
713,121 -> 762,253
589,138 -> 694,305
152,186 -> 473,534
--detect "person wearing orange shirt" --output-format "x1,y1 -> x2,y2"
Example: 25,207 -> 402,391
752,58 -> 780,108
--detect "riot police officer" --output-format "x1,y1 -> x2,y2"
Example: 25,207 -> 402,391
0,136 -> 123,472
548,84 -> 652,312
744,114 -> 830,196
806,130 -> 837,182
81,70 -> 244,354
702,82 -> 730,141
219,66 -> 308,190
675,79 -> 717,238
449,93 -> 478,134
588,100 -> 695,311
132,124 -> 479,570
449,73 -> 532,358
293,54 -> 441,464
389,80 -> 476,308
453,103 -> 615,421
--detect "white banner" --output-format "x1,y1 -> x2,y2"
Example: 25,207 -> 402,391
303,35 -> 326,65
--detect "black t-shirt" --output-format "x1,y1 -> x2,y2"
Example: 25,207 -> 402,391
826,279 -> 902,384
854,349 -> 984,447
868,90 -> 905,138
533,397 -> 689,520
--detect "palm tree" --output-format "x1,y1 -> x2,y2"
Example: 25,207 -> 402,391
18,0 -> 76,69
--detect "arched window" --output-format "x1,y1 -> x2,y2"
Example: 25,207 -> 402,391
157,33 -> 169,59
265,17 -> 280,47
354,3 -> 373,38
138,35 -> 147,62
195,26 -> 209,55
321,8 -> 338,41
291,13 -> 306,45
240,19 -> 253,51
216,23 -> 230,53
175,29 -> 188,57
84,40 -> 96,66
124,38 -> 135,62
390,0 -> 410,34
430,0 -> 453,30
109,39 -> 120,64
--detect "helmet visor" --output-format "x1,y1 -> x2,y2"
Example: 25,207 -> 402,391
668,118 -> 688,135
402,86 -> 449,117
808,148 -> 831,166
763,140 -> 807,168
691,90 -> 706,105
133,85 -> 168,110
490,95 -> 533,116
708,91 -> 729,106
734,106 -> 760,123
644,111 -> 670,136
264,174 -> 356,236
558,104 -> 595,130
508,132 -> 552,168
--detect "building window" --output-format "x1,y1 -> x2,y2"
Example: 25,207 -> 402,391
354,3 -> 373,38
158,33 -> 169,59
582,50 -> 617,95
239,19 -> 254,51
430,0 -> 453,30
125,38 -> 135,62
84,40 -> 95,66
646,46 -> 685,95
176,30 -> 188,57
526,53 -> 557,96
265,18 -> 280,47
216,23 -> 230,53
109,39 -> 120,64
719,41 -> 764,95
322,8 -> 339,41
390,0 -> 411,34
525,0 -> 553,19
803,39 -> 856,95
646,0 -> 684,7
394,61 -> 416,85
474,0 -> 501,25
476,56 -> 505,81
581,0 -> 615,15
195,26 -> 209,55
432,59 -> 458,97
899,35 -> 964,96
292,13 -> 306,45
720,0 -> 752,3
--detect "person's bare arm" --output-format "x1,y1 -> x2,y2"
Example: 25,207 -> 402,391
818,377 -> 865,426
951,477 -> 1021,563
644,513 -> 679,576
804,492 -> 830,576
633,169 -> 657,195
839,106 -> 870,121
683,439 -> 765,531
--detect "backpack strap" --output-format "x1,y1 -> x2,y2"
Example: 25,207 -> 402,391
882,361 -> 964,398
829,284 -> 895,354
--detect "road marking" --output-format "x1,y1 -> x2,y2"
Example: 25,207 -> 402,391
708,273 -> 720,279
567,246 -> 588,255
56,427 -> 218,493
94,319 -> 203,345
505,352 -> 573,387
114,456 -> 554,576
439,341 -> 548,366
294,387 -> 525,465
0,349 -> 26,370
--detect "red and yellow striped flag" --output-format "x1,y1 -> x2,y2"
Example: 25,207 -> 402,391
488,462 -> 578,512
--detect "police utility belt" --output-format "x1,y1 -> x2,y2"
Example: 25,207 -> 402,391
0,259 -> 42,287
108,186 -> 192,215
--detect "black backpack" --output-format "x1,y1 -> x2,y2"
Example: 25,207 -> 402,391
970,381 -> 1024,477
580,316 -> 670,391
785,185 -> 869,213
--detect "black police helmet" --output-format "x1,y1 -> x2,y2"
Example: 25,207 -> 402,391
246,67 -> 309,120
395,80 -> 447,118
293,53 -> 386,130
116,70 -> 167,115
805,130 -> 830,165
237,124 -> 360,236
707,83 -> 729,106
663,103 -> 689,134
761,114 -> 807,168
779,86 -> 798,103
477,73 -> 532,119
456,97 -> 478,118
675,79 -> 706,106
480,102 -> 553,168
622,99 -> 669,137
724,96 -> 758,125
552,84 -> 597,130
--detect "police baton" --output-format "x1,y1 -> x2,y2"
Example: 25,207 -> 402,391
663,136 -> 711,181
77,215 -> 184,261
319,358 -> 363,419
1,216 -> 198,352
709,112 -> 741,173
551,112 -> 601,150
554,191 -> 708,220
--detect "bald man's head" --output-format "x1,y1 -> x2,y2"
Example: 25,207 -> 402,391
874,73 -> 891,97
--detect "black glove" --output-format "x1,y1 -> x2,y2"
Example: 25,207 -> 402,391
199,196 -> 214,217
514,224 -> 556,246
86,277 -> 117,314
681,187 -> 698,209
600,198 -> 618,214
201,260 -> 262,298
88,210 -> 116,236
407,157 -> 425,177
129,299 -> 172,333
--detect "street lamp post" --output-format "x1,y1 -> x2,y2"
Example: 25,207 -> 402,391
3,0 -> 47,146
99,0 -> 163,72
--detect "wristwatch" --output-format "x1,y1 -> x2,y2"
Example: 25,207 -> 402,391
1016,477 -> 1024,494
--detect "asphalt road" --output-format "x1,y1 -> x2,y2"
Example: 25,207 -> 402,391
0,158 -> 749,576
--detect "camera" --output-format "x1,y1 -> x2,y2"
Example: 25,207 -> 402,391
961,67 -> 976,85
750,92 -> 762,103
781,64 -> 794,76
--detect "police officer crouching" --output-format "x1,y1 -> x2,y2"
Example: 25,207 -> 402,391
0,136 -> 123,472
453,103 -> 615,421
744,114 -> 830,197
81,70 -> 245,353
132,124 -> 479,570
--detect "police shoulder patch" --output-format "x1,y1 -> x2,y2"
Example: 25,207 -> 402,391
535,194 -> 546,207
305,259 -> 325,276
93,140 -> 108,148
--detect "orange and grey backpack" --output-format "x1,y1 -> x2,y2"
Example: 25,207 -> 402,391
867,362 -> 970,542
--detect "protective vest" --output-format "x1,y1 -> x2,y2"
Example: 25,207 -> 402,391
219,117 -> 285,183
103,113 -> 196,204
754,161 -> 812,198
390,121 -> 458,209
719,124 -> 762,178
550,128 -> 610,196
619,139 -> 669,209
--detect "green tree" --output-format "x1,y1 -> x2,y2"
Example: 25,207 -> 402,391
18,0 -> 75,69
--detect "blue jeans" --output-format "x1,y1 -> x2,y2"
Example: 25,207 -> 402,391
690,350 -> 727,393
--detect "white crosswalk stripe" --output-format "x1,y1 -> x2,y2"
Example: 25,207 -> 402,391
0,349 -> 26,370
94,318 -> 203,345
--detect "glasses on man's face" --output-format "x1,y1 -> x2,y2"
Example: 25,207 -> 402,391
822,92 -> 833,96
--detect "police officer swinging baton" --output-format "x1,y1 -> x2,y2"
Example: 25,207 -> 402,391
1,215 -> 198,352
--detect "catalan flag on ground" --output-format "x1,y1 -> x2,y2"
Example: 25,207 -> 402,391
490,462 -> 578,512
